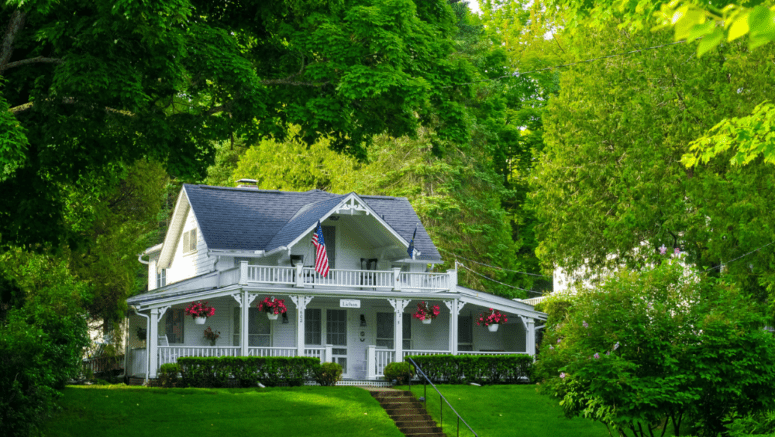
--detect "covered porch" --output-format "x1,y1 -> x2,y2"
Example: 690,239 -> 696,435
125,285 -> 545,381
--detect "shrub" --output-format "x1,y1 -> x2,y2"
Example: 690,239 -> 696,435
535,262 -> 775,437
177,356 -> 319,388
314,362 -> 343,386
406,355 -> 533,384
384,362 -> 415,385
158,363 -> 181,388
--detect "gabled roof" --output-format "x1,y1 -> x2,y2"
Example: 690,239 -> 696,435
178,184 -> 441,261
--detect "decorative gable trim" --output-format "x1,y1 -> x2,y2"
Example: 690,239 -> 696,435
284,193 -> 411,252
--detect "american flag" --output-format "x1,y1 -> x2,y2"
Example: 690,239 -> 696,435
311,221 -> 329,277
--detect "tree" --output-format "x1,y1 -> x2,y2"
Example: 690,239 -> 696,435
538,0 -> 775,170
535,262 -> 775,437
1,0 -> 472,250
531,22 -> 775,302
543,0 -> 775,55
217,3 -> 553,297
0,250 -> 91,437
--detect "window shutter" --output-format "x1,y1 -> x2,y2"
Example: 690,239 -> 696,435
182,231 -> 189,253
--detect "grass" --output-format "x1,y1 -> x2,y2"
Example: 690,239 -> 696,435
44,385 -> 404,437
398,384 -> 610,437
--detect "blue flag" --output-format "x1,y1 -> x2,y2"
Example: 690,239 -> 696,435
407,225 -> 417,259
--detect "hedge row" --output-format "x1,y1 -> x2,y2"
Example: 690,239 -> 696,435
177,356 -> 319,388
405,354 -> 533,384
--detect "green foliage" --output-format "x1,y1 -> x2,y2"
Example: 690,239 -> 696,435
177,356 -> 319,388
684,101 -> 775,167
726,410 -> 775,437
0,253 -> 90,437
383,361 -> 415,385
532,22 -> 775,302
535,262 -> 775,437
1,0 -> 475,250
406,354 -> 533,384
542,0 -> 775,54
313,362 -> 343,387
158,363 -> 181,388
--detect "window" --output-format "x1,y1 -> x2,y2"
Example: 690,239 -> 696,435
458,313 -> 473,351
326,309 -> 347,346
182,229 -> 197,254
305,308 -> 321,345
165,309 -> 184,343
376,312 -> 394,349
375,312 -> 411,349
233,307 -> 270,346
156,268 -> 166,288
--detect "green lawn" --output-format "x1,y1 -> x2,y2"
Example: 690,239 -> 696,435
399,384 -> 610,437
44,385 -> 404,437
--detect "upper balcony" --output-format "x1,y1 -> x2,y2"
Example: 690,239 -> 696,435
179,261 -> 452,294
240,263 -> 451,293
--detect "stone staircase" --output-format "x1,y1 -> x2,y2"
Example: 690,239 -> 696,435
371,390 -> 445,437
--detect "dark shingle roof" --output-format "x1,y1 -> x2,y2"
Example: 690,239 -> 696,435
183,185 -> 441,261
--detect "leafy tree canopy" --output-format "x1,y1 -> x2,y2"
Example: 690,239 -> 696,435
1,0 -> 471,250
532,21 -> 775,302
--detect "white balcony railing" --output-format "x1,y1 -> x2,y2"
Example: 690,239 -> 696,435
399,272 -> 449,292
242,264 -> 452,292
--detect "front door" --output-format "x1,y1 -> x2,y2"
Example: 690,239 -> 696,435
327,309 -> 348,375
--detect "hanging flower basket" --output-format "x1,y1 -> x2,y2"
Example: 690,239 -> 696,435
185,301 -> 215,323
257,296 -> 287,320
477,308 -> 507,332
413,301 -> 440,325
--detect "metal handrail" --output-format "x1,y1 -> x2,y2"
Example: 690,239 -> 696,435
407,357 -> 478,437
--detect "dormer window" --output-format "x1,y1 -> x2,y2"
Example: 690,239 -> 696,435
182,229 -> 197,254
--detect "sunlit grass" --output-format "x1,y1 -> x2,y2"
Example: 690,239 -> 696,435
399,384 -> 610,437
44,385 -> 403,437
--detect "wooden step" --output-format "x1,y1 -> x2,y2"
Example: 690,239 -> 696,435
370,390 -> 444,437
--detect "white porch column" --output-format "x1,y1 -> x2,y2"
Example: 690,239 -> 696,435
445,300 -> 465,355
388,299 -> 410,363
148,308 -> 159,378
239,260 -> 248,285
447,268 -> 458,291
367,345 -> 377,380
240,291 -> 258,356
295,263 -> 304,288
290,295 -> 313,357
392,267 -> 401,291
527,318 -> 536,359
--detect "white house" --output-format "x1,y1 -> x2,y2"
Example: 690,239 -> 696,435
125,183 -> 546,381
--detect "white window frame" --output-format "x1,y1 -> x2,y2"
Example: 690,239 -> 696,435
156,268 -> 166,288
182,229 -> 197,254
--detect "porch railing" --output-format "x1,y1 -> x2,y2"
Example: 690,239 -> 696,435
402,349 -> 449,358
248,347 -> 297,357
158,346 -> 241,366
242,264 -> 453,292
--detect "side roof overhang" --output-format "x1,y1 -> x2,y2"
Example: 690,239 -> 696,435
457,285 -> 547,321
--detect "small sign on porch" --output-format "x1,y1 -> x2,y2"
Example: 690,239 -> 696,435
340,299 -> 361,308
